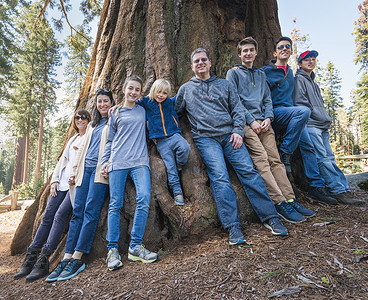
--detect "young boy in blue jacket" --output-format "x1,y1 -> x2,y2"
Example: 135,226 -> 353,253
137,79 -> 190,205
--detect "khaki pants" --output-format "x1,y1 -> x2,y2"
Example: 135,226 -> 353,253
244,121 -> 294,204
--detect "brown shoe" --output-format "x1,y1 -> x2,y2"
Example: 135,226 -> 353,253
333,191 -> 365,205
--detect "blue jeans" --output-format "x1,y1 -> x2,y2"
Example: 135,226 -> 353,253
107,166 -> 151,249
30,190 -> 70,250
156,133 -> 190,195
194,135 -> 278,228
307,127 -> 348,194
298,127 -> 326,188
272,106 -> 310,154
65,167 -> 108,254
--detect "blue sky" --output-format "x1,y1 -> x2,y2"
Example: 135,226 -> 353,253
278,0 -> 362,107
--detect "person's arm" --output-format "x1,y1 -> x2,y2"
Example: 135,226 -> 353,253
228,81 -> 246,137
174,86 -> 186,116
100,113 -> 116,168
293,76 -> 312,109
260,78 -> 273,132
226,69 -> 256,125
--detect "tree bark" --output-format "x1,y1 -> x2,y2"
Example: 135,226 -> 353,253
34,105 -> 45,188
11,136 -> 26,189
22,117 -> 30,184
12,0 -> 283,263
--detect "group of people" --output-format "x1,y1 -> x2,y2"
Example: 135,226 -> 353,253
14,36 -> 365,283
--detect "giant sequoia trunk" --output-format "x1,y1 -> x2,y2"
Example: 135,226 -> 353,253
12,0 -> 283,264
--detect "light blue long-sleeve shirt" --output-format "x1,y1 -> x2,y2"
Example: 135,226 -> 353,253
100,104 -> 149,172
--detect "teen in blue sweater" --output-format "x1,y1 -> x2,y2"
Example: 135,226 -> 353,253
137,79 -> 190,205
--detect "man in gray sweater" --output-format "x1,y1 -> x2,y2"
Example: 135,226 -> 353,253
175,48 -> 288,243
294,50 -> 364,205
226,37 -> 315,223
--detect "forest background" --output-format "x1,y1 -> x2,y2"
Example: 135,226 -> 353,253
0,0 -> 367,198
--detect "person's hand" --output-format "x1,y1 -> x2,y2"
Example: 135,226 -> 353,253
101,163 -> 109,178
68,175 -> 76,186
50,182 -> 58,197
108,104 -> 122,117
260,118 -> 271,132
229,133 -> 243,149
250,121 -> 262,134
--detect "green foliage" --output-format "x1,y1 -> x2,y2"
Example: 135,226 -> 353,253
14,183 -> 35,199
63,24 -> 92,107
319,61 -> 343,142
353,1 -> 368,72
354,72 -> 368,145
0,139 -> 16,194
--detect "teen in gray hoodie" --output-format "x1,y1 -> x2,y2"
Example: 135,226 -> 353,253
227,37 -> 315,224
294,50 -> 364,205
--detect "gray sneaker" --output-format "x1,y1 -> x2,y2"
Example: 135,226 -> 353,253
333,191 -> 365,205
174,194 -> 184,205
106,248 -> 123,271
128,245 -> 158,263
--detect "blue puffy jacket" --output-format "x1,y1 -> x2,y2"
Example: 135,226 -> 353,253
137,95 -> 181,139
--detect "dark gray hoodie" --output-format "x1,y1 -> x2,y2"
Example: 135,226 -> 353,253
226,65 -> 273,125
293,69 -> 331,130
175,75 -> 245,139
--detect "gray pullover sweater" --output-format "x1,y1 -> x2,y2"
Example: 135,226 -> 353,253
175,75 -> 245,139
293,69 -> 331,130
100,104 -> 149,172
226,65 -> 273,124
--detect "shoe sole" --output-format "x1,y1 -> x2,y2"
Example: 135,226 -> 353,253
308,194 -> 338,205
263,223 -> 288,236
127,254 -> 157,263
26,274 -> 48,282
277,213 -> 306,224
57,264 -> 85,281
108,261 -> 123,271
45,276 -> 59,282
229,239 -> 247,245
174,201 -> 184,205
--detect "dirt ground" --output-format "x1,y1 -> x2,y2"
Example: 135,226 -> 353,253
0,193 -> 367,300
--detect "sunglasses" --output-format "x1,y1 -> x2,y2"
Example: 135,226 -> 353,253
96,88 -> 111,94
277,44 -> 291,50
193,57 -> 208,64
74,115 -> 88,121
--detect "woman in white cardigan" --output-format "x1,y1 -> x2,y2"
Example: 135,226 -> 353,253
14,109 -> 91,282
47,89 -> 115,282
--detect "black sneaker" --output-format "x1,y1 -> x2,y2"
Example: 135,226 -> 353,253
26,247 -> 53,282
228,224 -> 246,245
14,248 -> 40,280
263,217 -> 288,236
276,201 -> 306,223
308,187 -> 337,205
332,191 -> 365,205
57,259 -> 85,281
287,199 -> 316,217
45,259 -> 71,282
280,151 -> 292,173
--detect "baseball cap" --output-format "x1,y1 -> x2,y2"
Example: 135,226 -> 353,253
298,50 -> 319,63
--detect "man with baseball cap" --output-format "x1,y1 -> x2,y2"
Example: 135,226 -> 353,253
294,50 -> 364,205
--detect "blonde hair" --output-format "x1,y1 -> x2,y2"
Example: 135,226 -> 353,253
148,79 -> 171,101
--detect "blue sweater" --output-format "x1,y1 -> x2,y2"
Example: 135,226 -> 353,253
137,96 -> 181,139
261,60 -> 294,108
